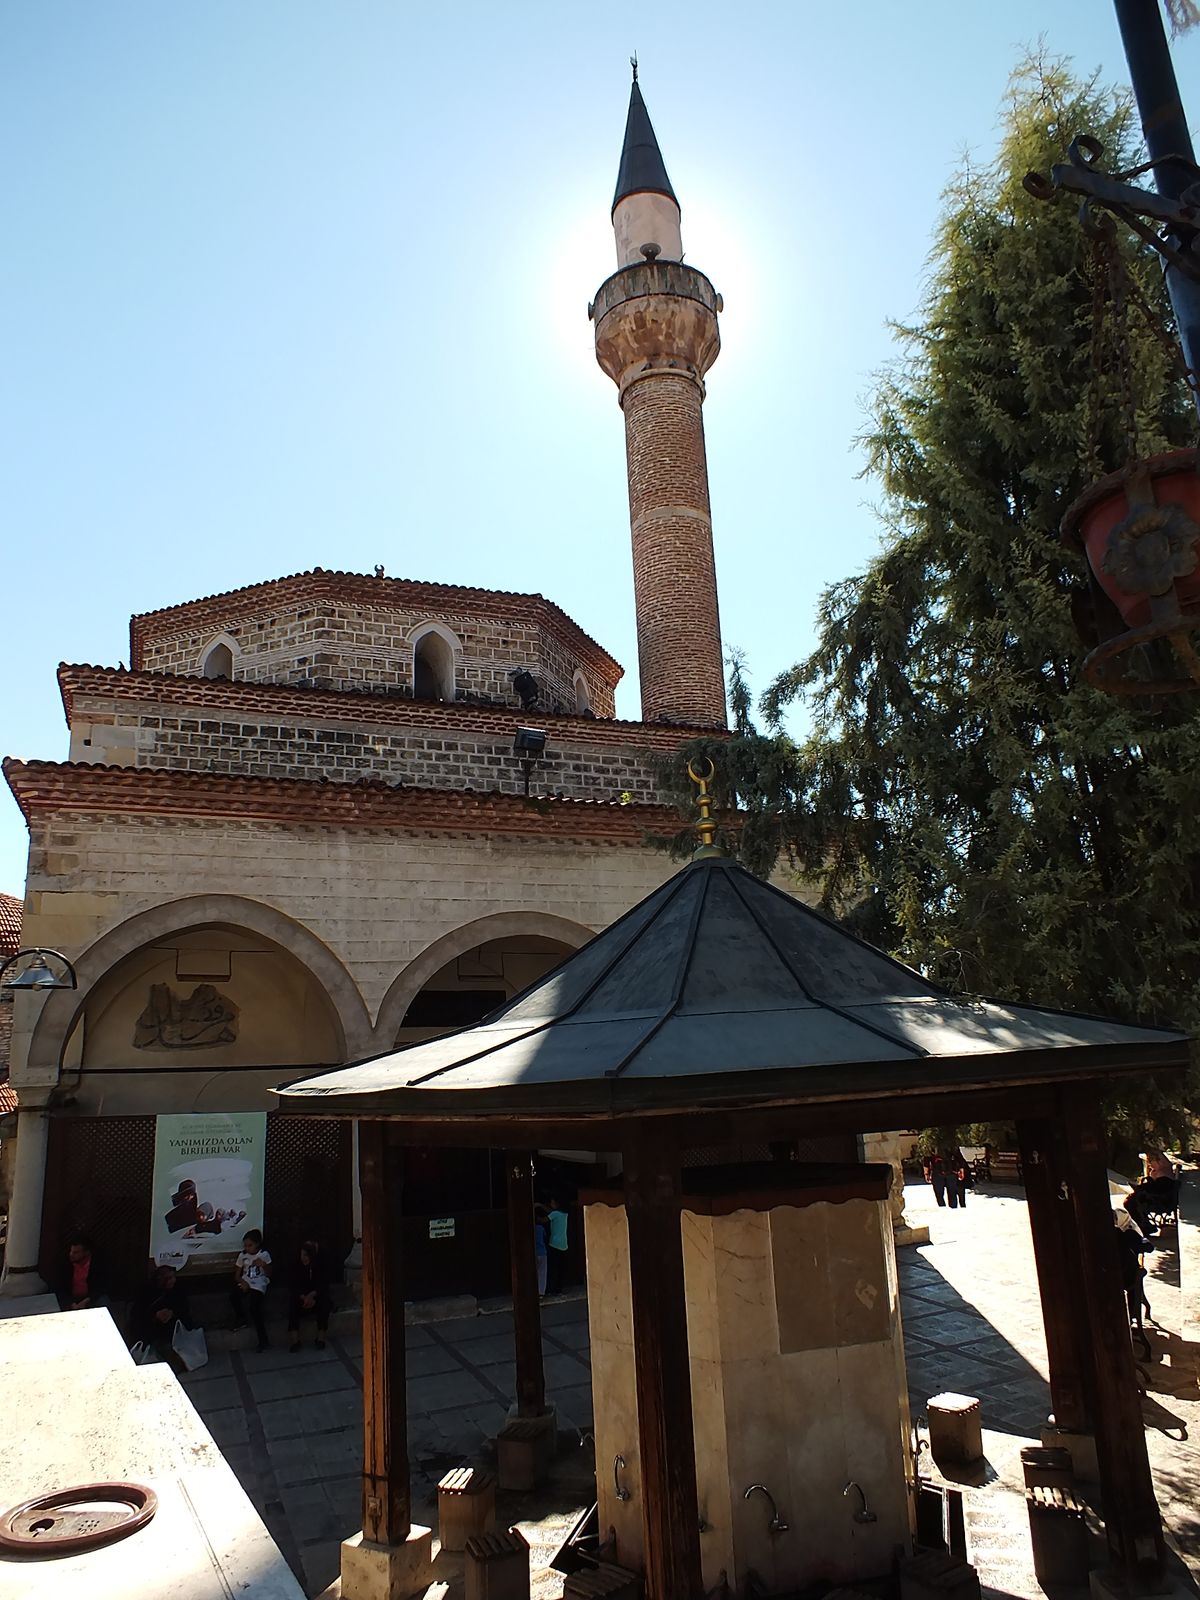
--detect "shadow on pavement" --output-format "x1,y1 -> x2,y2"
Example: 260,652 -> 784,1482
898,1245 -> 1050,1440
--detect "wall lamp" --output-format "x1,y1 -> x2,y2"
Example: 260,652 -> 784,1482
513,727 -> 548,797
0,948 -> 78,993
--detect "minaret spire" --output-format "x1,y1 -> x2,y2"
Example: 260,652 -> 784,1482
612,71 -> 678,216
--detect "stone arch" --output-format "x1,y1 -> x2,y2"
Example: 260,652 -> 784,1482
573,670 -> 592,714
409,621 -> 461,702
372,911 -> 595,1046
200,633 -> 238,679
25,894 -> 374,1077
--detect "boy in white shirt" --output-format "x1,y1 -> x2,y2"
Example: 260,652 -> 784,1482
229,1228 -> 272,1351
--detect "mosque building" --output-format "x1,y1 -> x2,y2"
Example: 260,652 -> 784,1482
2,78 -> 884,1302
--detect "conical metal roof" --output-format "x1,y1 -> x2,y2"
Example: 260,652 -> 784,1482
277,856 -> 1187,1120
612,77 -> 678,215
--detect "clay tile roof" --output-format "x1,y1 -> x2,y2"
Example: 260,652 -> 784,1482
0,1082 -> 16,1116
0,894 -> 22,959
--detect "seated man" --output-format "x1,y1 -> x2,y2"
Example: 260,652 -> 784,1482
129,1264 -> 193,1363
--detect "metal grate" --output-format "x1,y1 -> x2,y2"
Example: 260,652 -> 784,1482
41,1115 -> 157,1296
264,1115 -> 353,1281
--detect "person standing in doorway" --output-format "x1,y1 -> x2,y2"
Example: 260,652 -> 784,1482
546,1196 -> 569,1296
230,1228 -> 272,1351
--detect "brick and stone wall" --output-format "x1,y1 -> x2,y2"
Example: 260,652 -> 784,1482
11,808 -> 683,1063
69,706 -> 664,801
130,573 -> 619,717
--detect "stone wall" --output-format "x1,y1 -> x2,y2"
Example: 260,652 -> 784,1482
67,704 -> 665,802
10,810 -> 683,1089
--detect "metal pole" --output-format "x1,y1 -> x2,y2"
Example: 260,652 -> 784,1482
1114,0 -> 1200,415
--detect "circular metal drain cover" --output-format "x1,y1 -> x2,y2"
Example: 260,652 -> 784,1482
0,1483 -> 157,1554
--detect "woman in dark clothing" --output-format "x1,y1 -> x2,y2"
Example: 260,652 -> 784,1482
129,1264 -> 192,1361
287,1238 -> 332,1352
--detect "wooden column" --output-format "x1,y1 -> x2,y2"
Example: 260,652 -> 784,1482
1059,1085 -> 1165,1575
623,1134 -> 703,1600
1016,1117 -> 1093,1435
359,1120 -> 410,1546
506,1151 -> 546,1417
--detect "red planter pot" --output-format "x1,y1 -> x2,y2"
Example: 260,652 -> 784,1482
1061,448 -> 1200,629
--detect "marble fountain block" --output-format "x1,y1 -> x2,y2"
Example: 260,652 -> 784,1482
583,1181 -> 915,1598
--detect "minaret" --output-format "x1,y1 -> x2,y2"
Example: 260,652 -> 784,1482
590,69 -> 727,728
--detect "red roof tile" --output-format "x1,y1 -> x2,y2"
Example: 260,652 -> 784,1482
0,894 -> 21,958
2,759 -> 708,847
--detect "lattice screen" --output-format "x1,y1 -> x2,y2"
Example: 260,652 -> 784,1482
41,1112 -> 352,1296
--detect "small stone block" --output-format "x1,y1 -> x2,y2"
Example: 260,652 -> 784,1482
464,1527 -> 530,1600
340,1526 -> 434,1600
1020,1445 -> 1075,1491
927,1392 -> 983,1465
899,1550 -> 981,1600
496,1418 -> 553,1491
1026,1486 -> 1089,1585
438,1466 -> 497,1553
562,1562 -> 643,1600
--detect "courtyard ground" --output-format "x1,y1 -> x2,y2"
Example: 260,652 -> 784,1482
177,1177 -> 1200,1599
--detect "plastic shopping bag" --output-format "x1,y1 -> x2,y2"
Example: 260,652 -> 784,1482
171,1320 -> 209,1372
129,1341 -> 157,1366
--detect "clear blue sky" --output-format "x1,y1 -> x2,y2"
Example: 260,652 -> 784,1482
1,2 -> 1196,896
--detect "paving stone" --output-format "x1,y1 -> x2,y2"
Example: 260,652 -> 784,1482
452,1332 -> 519,1366
185,1374 -> 241,1412
247,1362 -> 358,1404
409,1369 -> 495,1412
202,1405 -> 250,1448
445,1313 -> 511,1341
406,1342 -> 467,1377
543,1351 -> 591,1386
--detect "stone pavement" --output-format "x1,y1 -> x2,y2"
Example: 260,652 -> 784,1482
176,1180 -> 1200,1599
179,1294 -> 594,1598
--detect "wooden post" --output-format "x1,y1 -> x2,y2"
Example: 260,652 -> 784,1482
506,1151 -> 546,1417
623,1134 -> 703,1600
359,1120 -> 410,1546
1059,1084 -> 1165,1576
1016,1117 -> 1093,1435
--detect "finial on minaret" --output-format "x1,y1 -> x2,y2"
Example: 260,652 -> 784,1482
610,68 -> 682,265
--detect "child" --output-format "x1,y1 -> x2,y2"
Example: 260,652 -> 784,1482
230,1228 -> 272,1351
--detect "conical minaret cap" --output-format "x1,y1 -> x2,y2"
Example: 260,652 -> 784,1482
612,75 -> 678,216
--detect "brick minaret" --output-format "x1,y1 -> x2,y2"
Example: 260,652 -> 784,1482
590,70 -> 727,728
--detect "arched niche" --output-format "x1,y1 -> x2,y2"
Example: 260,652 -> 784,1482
573,671 -> 592,714
201,636 -> 237,680
26,895 -> 374,1086
52,926 -> 343,1118
411,622 -> 459,702
373,910 -> 594,1045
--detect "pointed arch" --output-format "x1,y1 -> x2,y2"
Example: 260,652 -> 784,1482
200,633 -> 239,680
409,621 -> 461,702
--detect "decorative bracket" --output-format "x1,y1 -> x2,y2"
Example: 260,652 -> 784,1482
1024,136 -> 1200,283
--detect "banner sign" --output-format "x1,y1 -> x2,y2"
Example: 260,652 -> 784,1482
150,1112 -> 267,1272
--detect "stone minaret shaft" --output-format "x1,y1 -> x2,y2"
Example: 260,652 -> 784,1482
591,76 -> 727,729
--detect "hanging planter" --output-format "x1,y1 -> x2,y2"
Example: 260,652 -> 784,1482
1061,450 -> 1200,692
1061,448 -> 1200,627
